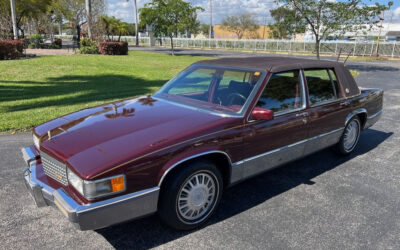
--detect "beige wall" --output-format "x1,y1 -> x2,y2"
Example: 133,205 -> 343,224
213,25 -> 271,39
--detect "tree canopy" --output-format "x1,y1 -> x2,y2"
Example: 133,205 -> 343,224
273,0 -> 391,59
268,6 -> 306,39
139,0 -> 203,55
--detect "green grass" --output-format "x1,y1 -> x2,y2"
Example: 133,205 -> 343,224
0,52 -> 359,133
0,51 -> 212,133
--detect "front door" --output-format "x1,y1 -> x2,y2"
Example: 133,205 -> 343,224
237,70 -> 310,180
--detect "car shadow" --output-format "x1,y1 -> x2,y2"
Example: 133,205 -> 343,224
96,128 -> 392,249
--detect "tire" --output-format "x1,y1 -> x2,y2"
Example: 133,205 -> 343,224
334,116 -> 361,155
158,160 -> 223,230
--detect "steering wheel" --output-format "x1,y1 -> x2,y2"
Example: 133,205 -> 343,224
227,93 -> 247,106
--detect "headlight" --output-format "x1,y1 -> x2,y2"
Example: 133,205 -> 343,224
67,168 -> 125,200
33,134 -> 40,149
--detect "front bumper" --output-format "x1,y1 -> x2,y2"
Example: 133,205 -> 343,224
22,146 -> 160,230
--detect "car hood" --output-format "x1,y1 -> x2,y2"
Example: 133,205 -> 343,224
35,96 -> 237,179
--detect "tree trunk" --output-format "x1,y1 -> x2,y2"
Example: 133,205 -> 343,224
170,36 -> 174,56
315,35 -> 320,60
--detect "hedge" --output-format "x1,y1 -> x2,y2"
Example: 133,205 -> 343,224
0,40 -> 24,60
98,41 -> 128,55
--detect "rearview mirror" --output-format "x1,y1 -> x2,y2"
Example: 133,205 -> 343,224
251,107 -> 274,121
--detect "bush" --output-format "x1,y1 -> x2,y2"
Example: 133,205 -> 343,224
29,34 -> 44,48
98,41 -> 128,55
54,38 -> 62,47
0,40 -> 23,60
79,37 -> 99,54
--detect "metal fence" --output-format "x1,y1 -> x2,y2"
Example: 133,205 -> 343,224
55,35 -> 400,58
156,38 -> 400,58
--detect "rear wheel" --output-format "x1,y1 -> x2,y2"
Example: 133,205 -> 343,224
158,160 -> 223,230
334,116 -> 361,155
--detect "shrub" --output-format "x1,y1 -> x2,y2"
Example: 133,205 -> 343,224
0,40 -> 23,60
54,38 -> 62,47
79,37 -> 99,54
29,34 -> 44,48
98,41 -> 128,55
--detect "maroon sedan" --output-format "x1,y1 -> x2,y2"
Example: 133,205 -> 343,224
22,57 -> 383,230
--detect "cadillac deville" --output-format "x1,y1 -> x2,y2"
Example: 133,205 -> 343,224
22,57 -> 383,230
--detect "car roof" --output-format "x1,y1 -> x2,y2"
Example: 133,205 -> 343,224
194,56 -> 344,73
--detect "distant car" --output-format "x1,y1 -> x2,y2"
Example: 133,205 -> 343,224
22,57 -> 383,230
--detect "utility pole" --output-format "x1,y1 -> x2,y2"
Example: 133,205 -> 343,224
209,0 -> 212,39
134,0 -> 139,46
10,0 -> 18,39
85,0 -> 92,38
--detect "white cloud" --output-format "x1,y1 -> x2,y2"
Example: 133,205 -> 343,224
106,0 -> 277,24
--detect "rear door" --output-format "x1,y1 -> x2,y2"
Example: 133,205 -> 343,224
302,68 -> 350,156
238,70 -> 309,180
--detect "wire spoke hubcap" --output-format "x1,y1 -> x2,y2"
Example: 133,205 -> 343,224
177,172 -> 217,222
343,120 -> 359,151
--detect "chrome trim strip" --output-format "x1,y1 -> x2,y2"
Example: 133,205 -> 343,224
367,109 -> 382,119
233,127 -> 344,167
158,150 -> 232,187
309,98 -> 345,108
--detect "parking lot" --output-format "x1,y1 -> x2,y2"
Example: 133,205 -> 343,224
1,51 -> 399,249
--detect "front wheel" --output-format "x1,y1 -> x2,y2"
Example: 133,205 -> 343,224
158,160 -> 223,230
334,116 -> 361,155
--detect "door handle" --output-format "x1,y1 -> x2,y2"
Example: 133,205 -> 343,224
296,112 -> 309,117
340,101 -> 350,106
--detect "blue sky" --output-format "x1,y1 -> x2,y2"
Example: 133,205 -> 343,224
106,0 -> 400,25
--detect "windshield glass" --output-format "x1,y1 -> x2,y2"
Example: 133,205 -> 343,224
155,66 -> 264,115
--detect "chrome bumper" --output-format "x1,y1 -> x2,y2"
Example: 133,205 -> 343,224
364,110 -> 382,129
22,146 -> 160,230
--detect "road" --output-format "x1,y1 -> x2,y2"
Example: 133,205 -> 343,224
1,49 -> 399,249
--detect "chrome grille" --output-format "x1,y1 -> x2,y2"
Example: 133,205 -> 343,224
40,152 -> 68,185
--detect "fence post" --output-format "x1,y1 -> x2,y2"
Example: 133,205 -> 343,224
289,41 -> 292,53
264,40 -> 267,51
335,42 -> 338,55
277,40 -> 279,51
392,42 -> 396,58
353,42 -> 356,56
303,42 -> 306,52
370,42 -> 375,56
363,43 -> 367,57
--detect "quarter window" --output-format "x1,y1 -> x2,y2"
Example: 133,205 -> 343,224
256,71 -> 303,113
305,69 -> 340,105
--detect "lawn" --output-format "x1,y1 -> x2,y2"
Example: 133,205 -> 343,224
0,52 -> 359,133
0,51 -> 212,133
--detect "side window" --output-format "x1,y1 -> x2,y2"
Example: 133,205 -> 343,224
305,69 -> 339,105
256,70 -> 303,113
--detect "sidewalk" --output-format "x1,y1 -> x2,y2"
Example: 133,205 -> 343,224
25,49 -> 76,56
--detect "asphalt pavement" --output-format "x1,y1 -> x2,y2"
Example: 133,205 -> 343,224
1,49 -> 400,249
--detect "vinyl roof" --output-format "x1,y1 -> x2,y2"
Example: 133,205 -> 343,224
194,56 -> 344,73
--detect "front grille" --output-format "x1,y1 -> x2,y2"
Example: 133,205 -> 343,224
41,152 -> 68,185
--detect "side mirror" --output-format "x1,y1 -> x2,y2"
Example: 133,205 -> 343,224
251,107 -> 274,121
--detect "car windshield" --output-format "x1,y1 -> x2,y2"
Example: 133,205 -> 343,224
155,66 -> 264,115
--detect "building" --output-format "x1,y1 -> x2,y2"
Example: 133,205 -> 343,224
213,25 -> 271,39
386,31 -> 400,41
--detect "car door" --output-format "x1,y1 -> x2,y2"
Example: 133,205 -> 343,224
237,70 -> 310,180
302,68 -> 351,156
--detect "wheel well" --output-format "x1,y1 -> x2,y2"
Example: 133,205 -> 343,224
357,113 -> 367,129
159,152 -> 232,189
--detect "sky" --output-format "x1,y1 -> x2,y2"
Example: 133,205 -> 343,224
106,0 -> 400,25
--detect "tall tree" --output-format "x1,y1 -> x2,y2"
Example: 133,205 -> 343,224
274,0 -> 390,59
269,6 -> 305,39
220,13 -> 259,40
139,0 -> 203,55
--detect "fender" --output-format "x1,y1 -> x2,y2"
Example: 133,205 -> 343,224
345,108 -> 367,127
157,149 -> 232,187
